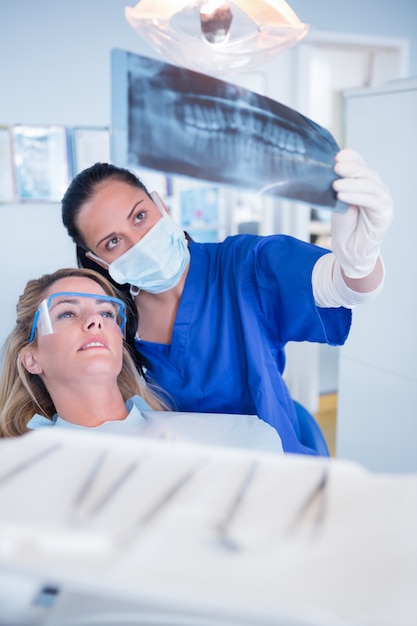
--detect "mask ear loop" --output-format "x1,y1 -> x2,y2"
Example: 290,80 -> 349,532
150,191 -> 166,216
85,250 -> 110,270
130,285 -> 140,298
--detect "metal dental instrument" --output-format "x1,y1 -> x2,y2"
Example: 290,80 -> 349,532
87,460 -> 139,517
216,460 -> 259,551
139,457 -> 208,527
69,450 -> 140,524
70,449 -> 109,516
286,467 -> 329,539
0,443 -> 62,488
118,457 -> 208,547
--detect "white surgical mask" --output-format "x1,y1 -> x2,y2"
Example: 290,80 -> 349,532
108,212 -> 190,294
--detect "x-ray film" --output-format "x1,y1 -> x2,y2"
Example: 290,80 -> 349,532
111,49 -> 346,212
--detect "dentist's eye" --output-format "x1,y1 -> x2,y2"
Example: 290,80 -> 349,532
106,236 -> 121,251
133,210 -> 146,225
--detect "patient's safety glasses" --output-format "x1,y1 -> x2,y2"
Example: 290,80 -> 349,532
29,292 -> 127,343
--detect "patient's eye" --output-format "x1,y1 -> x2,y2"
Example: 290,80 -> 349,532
98,307 -> 117,320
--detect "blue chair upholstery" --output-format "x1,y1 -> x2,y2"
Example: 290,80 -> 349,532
293,400 -> 330,457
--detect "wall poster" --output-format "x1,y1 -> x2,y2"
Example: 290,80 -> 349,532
12,125 -> 70,202
0,126 -> 15,203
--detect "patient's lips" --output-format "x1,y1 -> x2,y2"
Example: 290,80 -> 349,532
79,336 -> 108,351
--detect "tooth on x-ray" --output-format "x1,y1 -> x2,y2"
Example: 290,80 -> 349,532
112,49 -> 346,212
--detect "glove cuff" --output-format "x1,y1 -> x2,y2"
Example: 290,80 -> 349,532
312,254 -> 385,308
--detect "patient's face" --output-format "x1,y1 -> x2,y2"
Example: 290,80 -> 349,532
27,276 -> 124,388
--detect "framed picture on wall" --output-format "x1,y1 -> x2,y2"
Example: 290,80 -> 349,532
179,185 -> 221,242
11,125 -> 71,202
71,126 -> 111,175
0,126 -> 16,203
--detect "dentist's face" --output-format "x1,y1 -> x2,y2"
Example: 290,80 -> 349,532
76,180 -> 164,265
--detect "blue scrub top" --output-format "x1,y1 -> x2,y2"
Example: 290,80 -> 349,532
135,235 -> 352,455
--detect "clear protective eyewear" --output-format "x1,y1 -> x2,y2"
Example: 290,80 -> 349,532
29,292 -> 127,343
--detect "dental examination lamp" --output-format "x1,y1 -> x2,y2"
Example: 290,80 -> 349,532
125,0 -> 309,75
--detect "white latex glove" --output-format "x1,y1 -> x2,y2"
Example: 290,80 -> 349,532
331,148 -> 393,279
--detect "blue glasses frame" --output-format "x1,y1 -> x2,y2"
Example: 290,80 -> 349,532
29,292 -> 127,343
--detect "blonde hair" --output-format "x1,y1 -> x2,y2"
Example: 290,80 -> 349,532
0,268 -> 168,437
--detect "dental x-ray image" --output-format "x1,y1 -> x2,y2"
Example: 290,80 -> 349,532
111,49 -> 346,211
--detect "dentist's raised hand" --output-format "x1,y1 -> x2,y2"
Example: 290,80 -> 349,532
331,149 -> 393,290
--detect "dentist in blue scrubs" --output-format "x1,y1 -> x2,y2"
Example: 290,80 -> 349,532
62,148 -> 393,455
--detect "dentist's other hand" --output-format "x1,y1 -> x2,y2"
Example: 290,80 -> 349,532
331,148 -> 393,281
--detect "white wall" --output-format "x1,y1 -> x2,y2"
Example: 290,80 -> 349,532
0,0 -> 155,126
0,0 -> 417,125
1,0 -> 416,123
291,0 -> 417,74
0,0 -> 416,349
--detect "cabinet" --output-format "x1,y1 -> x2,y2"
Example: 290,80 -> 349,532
336,77 -> 417,472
